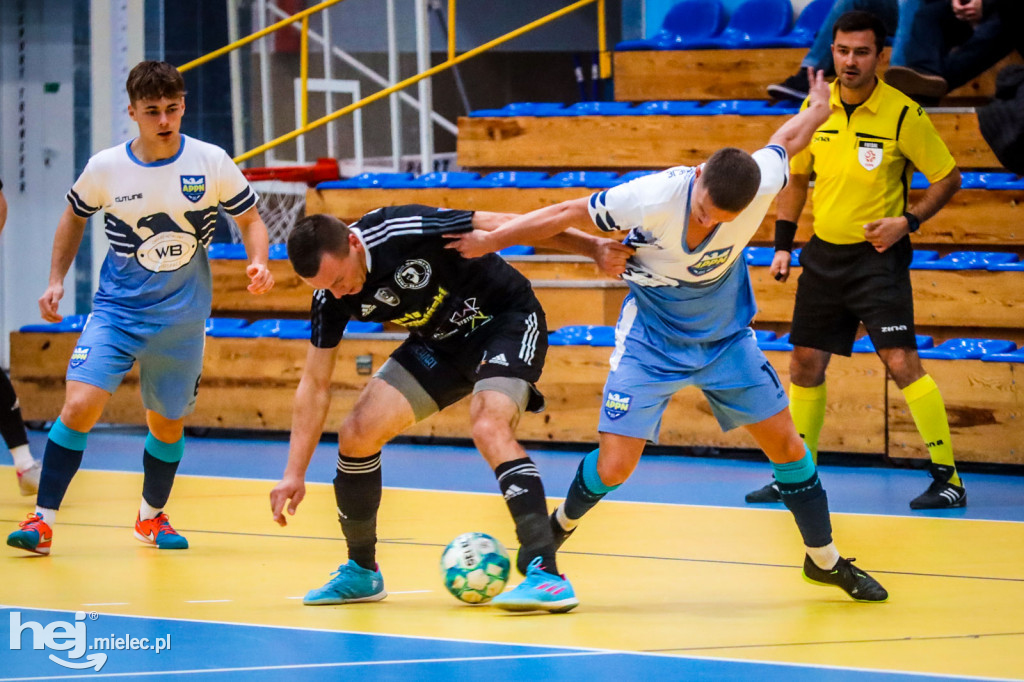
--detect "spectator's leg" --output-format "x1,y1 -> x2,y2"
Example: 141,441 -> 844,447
941,16 -> 1015,91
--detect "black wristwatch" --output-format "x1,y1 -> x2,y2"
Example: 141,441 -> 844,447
903,211 -> 921,233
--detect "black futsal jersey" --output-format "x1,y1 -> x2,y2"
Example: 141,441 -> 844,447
310,205 -> 537,349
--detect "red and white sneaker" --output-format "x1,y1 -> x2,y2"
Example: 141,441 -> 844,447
134,512 -> 189,550
7,512 -> 52,555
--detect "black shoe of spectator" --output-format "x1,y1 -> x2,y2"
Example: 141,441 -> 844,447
884,66 -> 949,99
767,71 -> 810,102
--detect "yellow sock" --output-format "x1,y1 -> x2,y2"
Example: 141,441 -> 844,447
789,383 -> 827,464
902,375 -> 960,486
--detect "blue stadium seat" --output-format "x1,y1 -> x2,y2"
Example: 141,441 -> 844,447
774,0 -> 835,47
204,318 -> 251,337
790,248 -> 801,267
632,101 -> 706,115
988,261 -> 1024,271
588,326 -> 617,347
531,171 -> 620,188
19,314 -> 89,333
317,173 -> 415,189
268,243 -> 289,260
758,332 -> 794,351
910,249 -> 939,265
744,246 -> 775,266
231,319 -> 311,338
548,325 -> 595,346
687,0 -> 792,49
911,172 -> 929,190
984,174 -> 1024,190
912,251 -> 1018,270
616,0 -> 726,51
919,338 -> 1016,360
207,243 -> 248,259
959,172 -> 984,189
753,329 -> 777,344
981,347 -> 1024,363
616,170 -> 660,183
853,335 -> 934,353
554,102 -> 639,117
469,102 -> 567,117
342,320 -> 384,335
474,171 -> 550,188
702,100 -> 779,115
408,171 -> 481,188
498,245 -> 535,256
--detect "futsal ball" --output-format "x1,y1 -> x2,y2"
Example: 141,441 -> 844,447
440,532 -> 511,604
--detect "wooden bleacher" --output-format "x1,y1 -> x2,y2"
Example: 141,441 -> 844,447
612,49 -> 1023,103
457,111 -> 1001,171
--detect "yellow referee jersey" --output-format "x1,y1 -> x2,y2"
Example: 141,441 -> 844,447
791,78 -> 957,245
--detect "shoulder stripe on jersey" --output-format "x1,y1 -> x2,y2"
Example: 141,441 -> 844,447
222,188 -> 257,215
67,189 -> 100,217
765,144 -> 788,161
361,212 -> 472,247
895,105 -> 909,141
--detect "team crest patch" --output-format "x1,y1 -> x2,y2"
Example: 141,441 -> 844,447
69,346 -> 90,369
858,141 -> 883,171
687,246 -> 733,277
395,259 -> 431,289
604,391 -> 632,420
180,175 -> 207,203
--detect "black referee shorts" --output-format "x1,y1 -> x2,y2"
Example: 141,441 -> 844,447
789,235 -> 917,356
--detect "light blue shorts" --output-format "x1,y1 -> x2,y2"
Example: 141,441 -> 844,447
66,310 -> 206,419
599,300 -> 788,442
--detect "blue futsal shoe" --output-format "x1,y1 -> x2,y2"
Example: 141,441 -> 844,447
303,560 -> 387,605
491,557 -> 578,613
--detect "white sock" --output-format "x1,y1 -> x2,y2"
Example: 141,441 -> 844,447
34,507 -> 57,527
555,504 -> 579,531
806,543 -> 841,570
139,499 -> 162,521
11,444 -> 35,471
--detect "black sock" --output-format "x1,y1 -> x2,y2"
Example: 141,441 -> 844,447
142,451 -> 181,509
778,473 -> 833,548
563,458 -> 608,521
335,452 -> 382,571
37,439 -> 84,510
495,457 -> 558,576
0,371 -> 28,449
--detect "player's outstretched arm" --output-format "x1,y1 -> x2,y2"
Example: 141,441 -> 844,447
234,207 -> 275,295
446,198 -> 593,259
38,206 -> 89,323
768,68 -> 831,159
270,344 -> 339,526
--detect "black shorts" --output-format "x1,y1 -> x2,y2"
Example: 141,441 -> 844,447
790,235 -> 917,356
389,302 -> 548,413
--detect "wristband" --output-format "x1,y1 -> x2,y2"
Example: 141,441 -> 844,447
904,211 -> 921,233
774,219 -> 799,252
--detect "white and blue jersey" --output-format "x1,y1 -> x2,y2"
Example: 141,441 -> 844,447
588,145 -> 790,440
67,134 -> 257,324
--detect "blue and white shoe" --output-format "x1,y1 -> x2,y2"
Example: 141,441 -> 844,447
491,557 -> 578,613
303,560 -> 387,605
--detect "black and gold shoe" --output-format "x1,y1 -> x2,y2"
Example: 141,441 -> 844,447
803,555 -> 888,602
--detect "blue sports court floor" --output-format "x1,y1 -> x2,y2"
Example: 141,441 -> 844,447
3,426 -> 1024,680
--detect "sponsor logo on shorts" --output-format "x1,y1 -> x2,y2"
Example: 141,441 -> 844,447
69,346 -> 90,369
687,247 -> 733,277
180,175 -> 206,203
604,391 -> 632,420
395,259 -> 431,290
413,345 -> 438,369
881,324 -> 908,333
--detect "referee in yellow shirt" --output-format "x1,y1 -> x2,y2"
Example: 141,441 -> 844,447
746,11 -> 964,510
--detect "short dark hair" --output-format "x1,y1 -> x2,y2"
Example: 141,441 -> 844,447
126,61 -> 186,103
702,148 -> 761,212
287,213 -> 352,278
832,10 -> 886,54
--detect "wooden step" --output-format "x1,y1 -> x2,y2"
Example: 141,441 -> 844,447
457,112 -> 1000,170
306,186 -> 1024,248
613,48 -> 1022,103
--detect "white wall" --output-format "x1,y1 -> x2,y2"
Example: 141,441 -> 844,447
0,1 -> 76,367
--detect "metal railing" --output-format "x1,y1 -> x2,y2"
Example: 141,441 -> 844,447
180,0 -> 608,168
